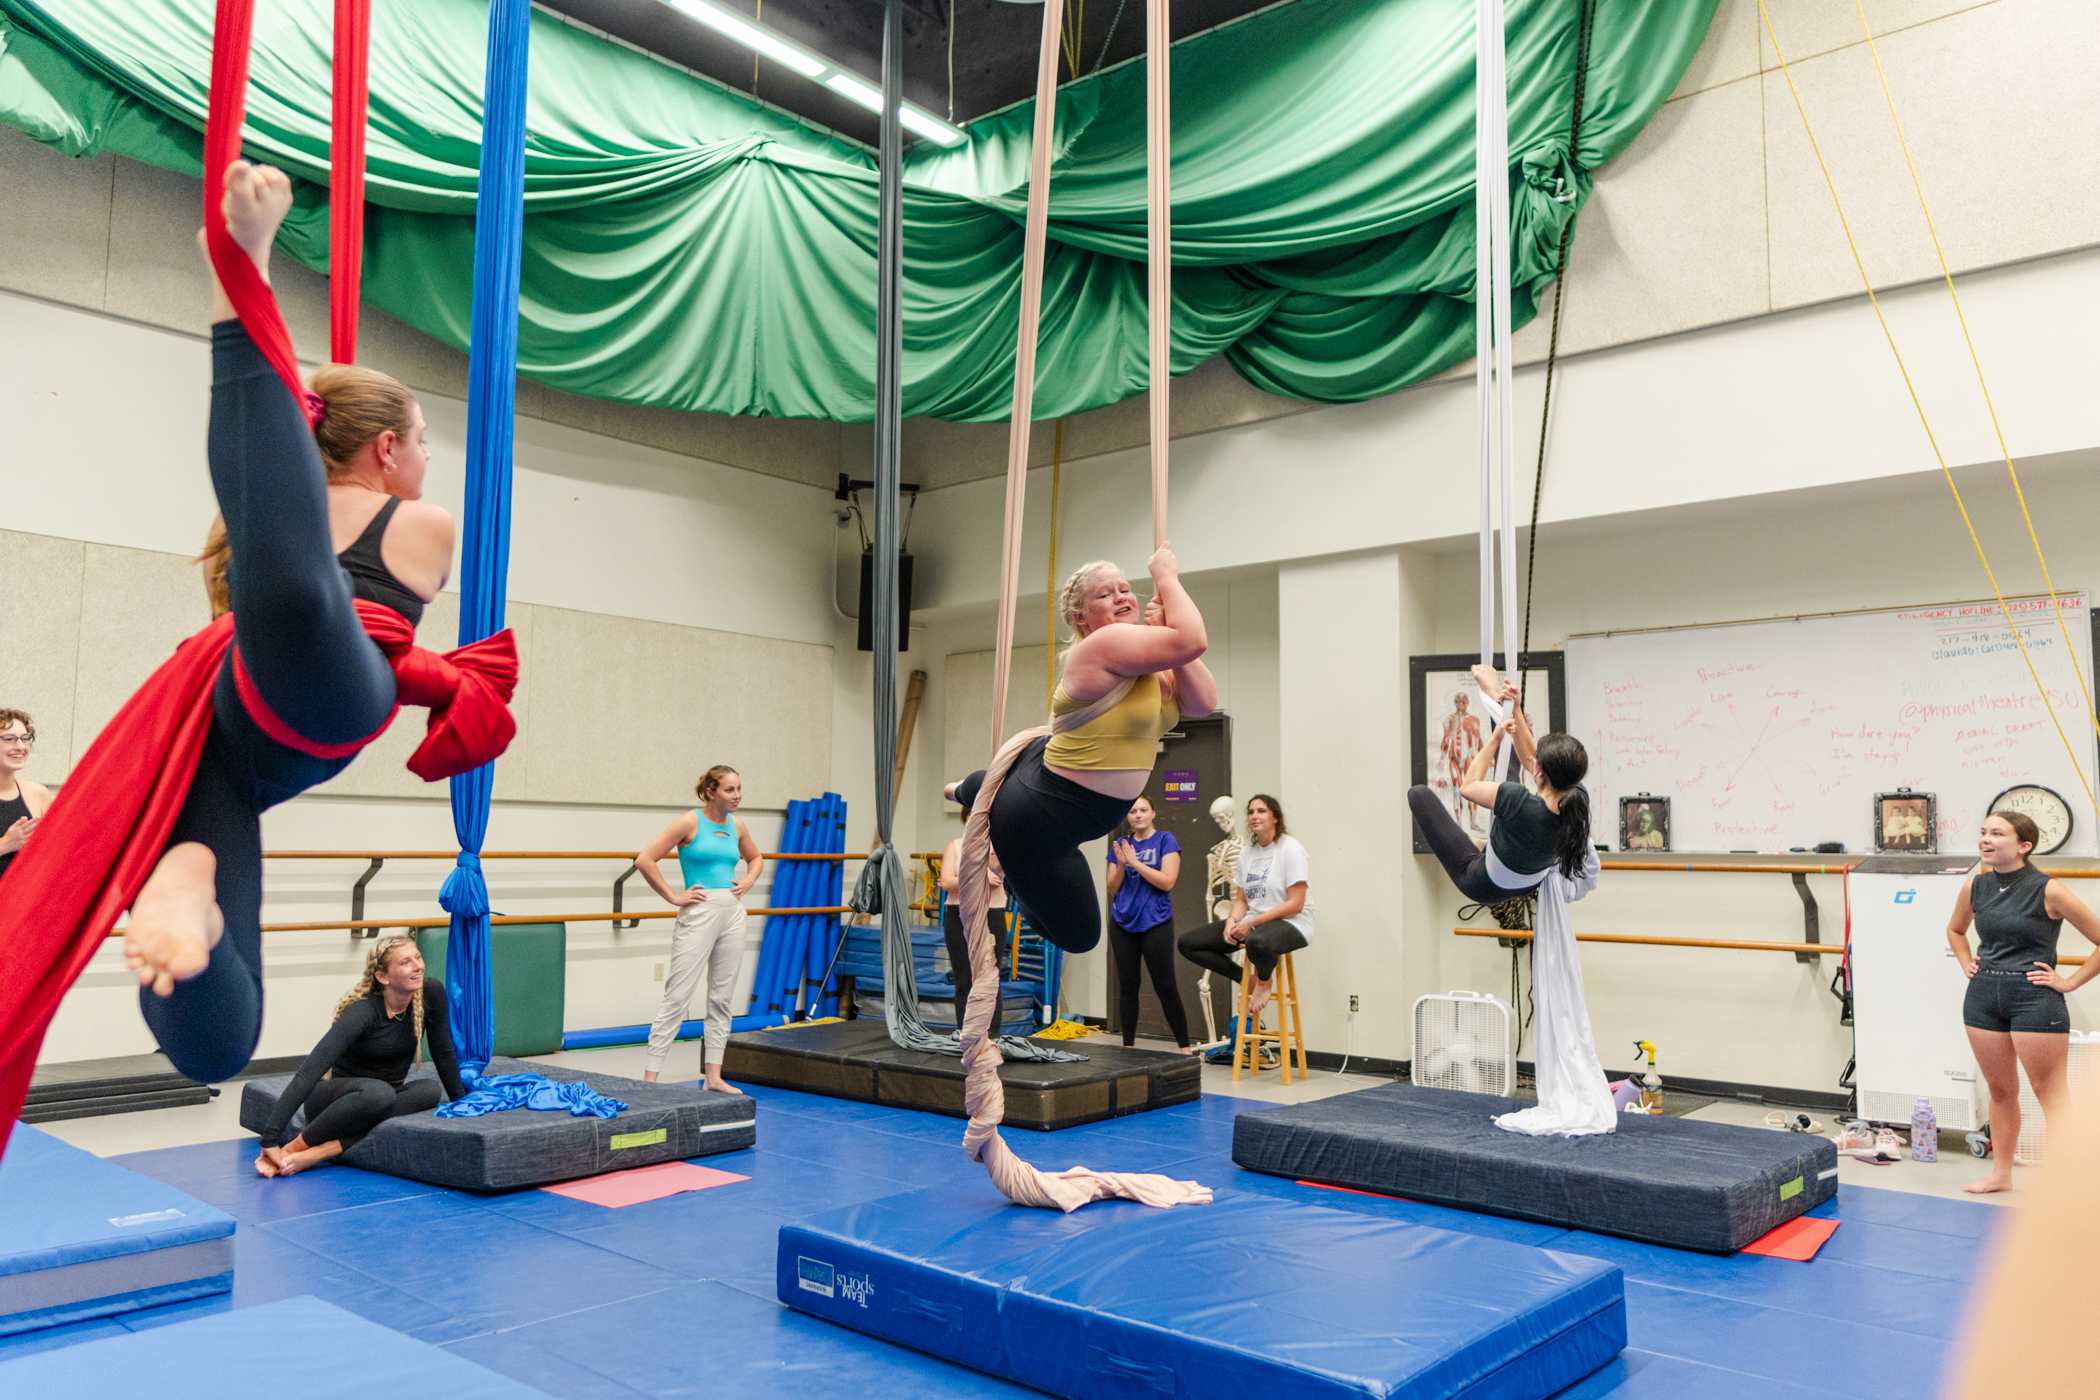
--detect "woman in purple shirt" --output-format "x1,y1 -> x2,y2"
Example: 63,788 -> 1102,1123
1106,795 -> 1192,1051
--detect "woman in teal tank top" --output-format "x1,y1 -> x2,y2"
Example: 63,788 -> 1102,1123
635,765 -> 763,1091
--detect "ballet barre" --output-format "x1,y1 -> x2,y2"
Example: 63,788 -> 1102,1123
1453,926 -> 2087,966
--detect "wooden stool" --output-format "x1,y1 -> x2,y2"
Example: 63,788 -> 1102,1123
1232,952 -> 1309,1085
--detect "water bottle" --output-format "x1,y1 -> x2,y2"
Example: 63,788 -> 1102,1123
1910,1097 -> 1939,1163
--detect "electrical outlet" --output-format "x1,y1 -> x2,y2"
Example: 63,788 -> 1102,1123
1348,994 -> 1360,1013
654,961 -> 666,982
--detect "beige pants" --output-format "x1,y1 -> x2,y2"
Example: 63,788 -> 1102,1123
645,896 -> 748,1072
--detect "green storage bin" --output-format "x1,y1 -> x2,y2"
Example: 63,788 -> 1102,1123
417,920 -> 566,1058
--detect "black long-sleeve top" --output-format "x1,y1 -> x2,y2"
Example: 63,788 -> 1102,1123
261,979 -> 467,1146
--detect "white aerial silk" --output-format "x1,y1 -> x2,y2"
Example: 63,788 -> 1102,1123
1474,0 -> 1614,1137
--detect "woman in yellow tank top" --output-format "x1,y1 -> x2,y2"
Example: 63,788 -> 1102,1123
948,545 -> 1217,954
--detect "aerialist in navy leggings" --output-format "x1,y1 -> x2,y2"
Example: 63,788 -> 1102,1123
125,163 -> 445,1082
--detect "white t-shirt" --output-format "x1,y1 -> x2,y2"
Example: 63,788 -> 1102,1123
1237,834 -> 1314,940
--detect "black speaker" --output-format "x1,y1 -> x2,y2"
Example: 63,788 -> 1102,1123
856,549 -> 913,653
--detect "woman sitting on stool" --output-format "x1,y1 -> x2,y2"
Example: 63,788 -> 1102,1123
1179,794 -> 1313,1017
256,934 -> 464,1177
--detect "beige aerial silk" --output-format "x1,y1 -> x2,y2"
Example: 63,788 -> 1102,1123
954,0 -> 1208,1211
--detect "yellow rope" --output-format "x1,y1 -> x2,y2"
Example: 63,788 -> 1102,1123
1755,0 -> 2096,813
1848,1 -> 2100,748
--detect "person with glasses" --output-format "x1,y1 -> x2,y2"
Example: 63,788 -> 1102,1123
0,710 -> 50,882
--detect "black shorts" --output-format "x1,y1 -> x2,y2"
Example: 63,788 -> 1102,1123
1963,968 -> 2069,1034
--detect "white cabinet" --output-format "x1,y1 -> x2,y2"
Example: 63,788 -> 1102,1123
1850,860 -> 1984,1129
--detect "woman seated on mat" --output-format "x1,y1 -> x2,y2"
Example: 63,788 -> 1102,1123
0,709 -> 51,883
938,835 -> 1007,1029
1946,811 -> 2100,1193
946,544 -> 1217,954
1178,795 -> 1311,1017
256,935 -> 464,1177
1108,795 -> 1193,1052
635,764 -> 761,1091
1406,668 -> 1592,904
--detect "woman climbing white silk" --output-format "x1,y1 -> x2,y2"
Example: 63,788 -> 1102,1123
1471,0 -> 1613,1138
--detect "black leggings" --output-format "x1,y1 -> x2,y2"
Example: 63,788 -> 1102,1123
1109,918 -> 1190,1047
139,323 -> 398,1084
1178,918 -> 1307,984
952,738 -> 1131,955
1407,785 -> 1533,905
296,1075 -> 443,1150
942,902 -> 1008,1027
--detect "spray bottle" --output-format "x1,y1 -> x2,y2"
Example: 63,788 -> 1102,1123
1633,1040 -> 1664,1115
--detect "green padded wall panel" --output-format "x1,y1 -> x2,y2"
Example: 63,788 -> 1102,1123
418,921 -> 567,1058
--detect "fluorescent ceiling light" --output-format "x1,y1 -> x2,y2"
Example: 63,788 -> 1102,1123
664,0 -> 970,147
899,106 -> 966,146
824,71 -> 885,112
669,0 -> 825,78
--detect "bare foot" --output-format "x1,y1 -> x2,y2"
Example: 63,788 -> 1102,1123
254,1146 -> 284,1179
125,842 -> 224,998
1177,1046 -> 1197,1056
944,781 -> 960,803
1246,978 -> 1274,1017
1964,1174 -> 2014,1195
1470,662 -> 1503,696
642,1070 -> 660,1083
703,1077 -> 744,1096
274,1141 -> 342,1177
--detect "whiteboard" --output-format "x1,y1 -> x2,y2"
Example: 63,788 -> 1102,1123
1567,595 -> 2096,855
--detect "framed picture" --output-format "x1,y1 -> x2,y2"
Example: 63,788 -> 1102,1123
1874,789 -> 1936,854
1619,794 -> 1670,852
1409,651 -> 1566,854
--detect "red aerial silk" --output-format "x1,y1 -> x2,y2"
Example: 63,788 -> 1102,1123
0,604 -> 516,1159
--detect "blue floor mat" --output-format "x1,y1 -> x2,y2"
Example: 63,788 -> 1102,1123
0,1295 -> 550,1398
22,1089 -> 1998,1398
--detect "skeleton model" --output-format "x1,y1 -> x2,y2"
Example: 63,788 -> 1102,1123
1197,795 -> 1244,1047
1439,690 -> 1486,833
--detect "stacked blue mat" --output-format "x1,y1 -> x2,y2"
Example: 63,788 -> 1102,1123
0,1125 -> 234,1335
751,792 -> 849,1020
780,1183 -> 1626,1398
0,1296 -> 550,1398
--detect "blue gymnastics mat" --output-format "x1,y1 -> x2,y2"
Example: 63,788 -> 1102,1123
1234,1084 -> 1839,1253
0,1124 -> 234,1336
0,1295 -> 552,1397
779,1183 -> 1626,1398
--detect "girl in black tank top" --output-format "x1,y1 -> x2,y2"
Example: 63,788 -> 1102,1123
1949,813 -> 2100,1193
336,496 -> 425,624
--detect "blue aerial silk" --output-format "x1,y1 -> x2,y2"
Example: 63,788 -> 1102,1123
439,0 -> 530,1067
435,1072 -> 627,1120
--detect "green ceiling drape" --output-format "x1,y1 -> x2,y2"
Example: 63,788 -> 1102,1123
0,0 -> 1716,421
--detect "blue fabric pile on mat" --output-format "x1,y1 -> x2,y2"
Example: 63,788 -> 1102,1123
437,1071 -> 626,1120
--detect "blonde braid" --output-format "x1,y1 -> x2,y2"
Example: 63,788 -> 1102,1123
335,935 -> 424,1045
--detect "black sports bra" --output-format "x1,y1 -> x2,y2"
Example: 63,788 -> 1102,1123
337,496 -> 425,625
